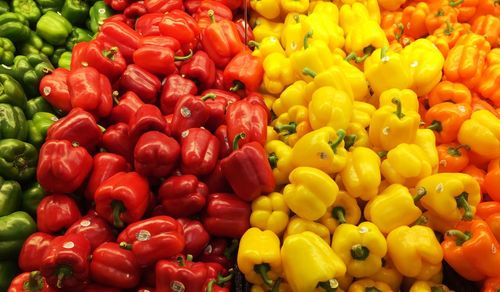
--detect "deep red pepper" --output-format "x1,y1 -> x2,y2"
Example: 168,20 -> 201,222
158,174 -> 208,218
234,18 -> 255,43
83,284 -> 123,292
164,114 -> 174,136
203,161 -> 232,194
202,89 -> 239,132
84,153 -> 131,201
134,131 -> 180,179
103,0 -> 132,11
123,1 -> 147,18
8,271 -> 55,292
159,10 -> 200,54
180,50 -> 216,91
40,233 -> 92,289
118,216 -> 185,267
133,43 -> 193,76
37,140 -> 93,194
198,238 -> 238,270
245,91 -> 271,122
156,255 -> 208,292
101,123 -> 134,162
202,193 -> 251,238
46,108 -> 102,153
110,91 -> 145,125
225,99 -> 267,148
203,262 -> 232,292
39,68 -> 71,113
96,21 -> 141,62
195,0 -> 233,21
37,194 -> 81,234
119,64 -> 162,104
18,232 -> 54,272
66,212 -> 116,251
170,94 -> 215,138
90,242 -> 141,289
179,127 -> 220,176
159,74 -> 198,115
178,218 -> 210,258
128,104 -> 167,141
223,52 -> 264,93
144,0 -> 183,13
215,125 -> 232,159
94,172 -> 150,228
218,0 -> 242,10
104,14 -> 136,28
185,0 -> 201,14
137,288 -> 155,292
139,35 -> 181,52
135,13 -> 164,36
213,69 -> 225,89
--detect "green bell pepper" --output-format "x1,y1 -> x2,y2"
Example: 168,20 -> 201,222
0,261 -> 18,292
58,51 -> 72,69
0,211 -> 36,260
50,47 -> 66,66
0,38 -> 15,66
12,0 -> 42,26
25,96 -> 54,119
36,11 -> 73,46
35,0 -> 64,13
0,139 -> 37,182
0,12 -> 31,43
88,1 -> 112,34
0,104 -> 28,141
21,182 -> 45,217
0,1 -> 9,14
62,0 -> 89,26
0,74 -> 27,110
0,176 -> 21,217
66,27 -> 93,50
27,111 -> 57,147
18,30 -> 54,57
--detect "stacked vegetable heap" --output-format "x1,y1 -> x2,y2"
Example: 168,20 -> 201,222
0,0 -> 499,291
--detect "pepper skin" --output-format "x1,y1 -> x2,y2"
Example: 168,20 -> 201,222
250,192 -> 290,235
348,279 -> 392,292
159,9 -> 200,54
223,51 -> 264,93
128,104 -> 167,142
424,102 -> 472,144
37,194 -> 81,234
101,123 -> 133,162
66,212 -> 115,251
156,255 -> 208,292
180,128 -> 220,176
84,153 -> 130,201
202,193 -> 251,238
284,216 -> 331,244
319,191 -> 362,234
341,147 -> 381,201
18,232 -> 54,272
226,99 -> 268,148
457,110 -> 500,160
134,131 -> 180,179
39,68 -> 71,113
265,140 -> 294,186
178,218 -> 210,258
307,86 -> 353,132
158,175 -> 208,218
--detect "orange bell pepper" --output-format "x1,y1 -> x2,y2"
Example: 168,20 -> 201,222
483,277 -> 500,292
444,44 -> 488,89
437,143 -> 470,173
472,0 -> 500,22
448,0 -> 478,22
487,48 -> 500,66
485,214 -> 500,243
381,11 -> 404,43
455,33 -> 491,53
476,202 -> 500,220
472,15 -> 499,48
424,102 -> 472,144
485,159 -> 500,202
477,64 -> 500,107
401,3 -> 431,39
427,81 -> 471,107
426,34 -> 450,57
425,6 -> 458,34
432,22 -> 470,48
462,164 -> 486,194
471,96 -> 500,118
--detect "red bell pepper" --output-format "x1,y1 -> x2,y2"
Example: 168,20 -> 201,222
39,68 -> 71,113
133,43 -> 193,76
180,51 -> 216,90
483,278 -> 500,292
202,193 -> 251,238
119,64 -> 162,104
96,21 -> 141,62
198,238 -> 238,269
218,0 -> 242,10
170,94 -> 215,138
18,232 -> 54,272
101,123 -> 134,162
8,271 -> 55,292
66,212 -> 116,251
123,1 -> 147,18
84,284 -> 123,292
110,91 -> 145,124
134,131 -> 180,178
245,91 -> 271,122
234,18 -> 255,43
159,74 -> 198,115
46,108 -> 102,153
84,153 -> 131,200
90,242 -> 141,289
40,233 -> 92,289
179,127 -> 220,176
185,0 -> 201,13
145,0 -> 183,13
214,69 -> 225,90
103,0 -> 132,11
37,194 -> 81,234
118,216 -> 185,267
178,218 -> 210,258
195,1 -> 233,21
223,52 -> 264,93
128,104 -> 167,141
103,14 -> 136,28
203,161 -> 232,194
204,262 -> 232,292
202,89 -> 239,132
215,125 -> 232,159
94,171 -> 150,228
158,174 -> 208,218
159,10 -> 200,54
201,12 -> 244,68
226,99 -> 267,148
156,255 -> 208,292
135,13 -> 164,36
139,35 -> 181,51
37,140 -> 93,193
164,114 -> 174,136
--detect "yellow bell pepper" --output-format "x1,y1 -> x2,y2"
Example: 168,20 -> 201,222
368,97 -> 420,151
251,36 -> 285,60
267,126 -> 279,143
379,88 -> 419,112
340,0 -> 381,23
251,282 -> 293,292
263,52 -> 295,95
308,87 -> 353,131
413,129 -> 439,173
416,173 -> 481,223
457,110 -> 500,160
369,257 -> 403,292
377,0 -> 405,11
340,147 -> 381,201
410,281 -> 451,292
291,127 -> 348,175
281,231 -> 346,292
284,216 -> 331,244
281,0 -> 309,13
265,140 -> 294,185
283,166 -> 339,221
320,191 -> 361,233
348,279 -> 392,292
352,101 -> 376,128
339,2 -> 372,33
344,22 -> 388,56
364,47 -> 412,97
273,105 -> 312,147
272,80 -> 308,116
303,66 -> 354,101
250,0 -> 281,20
419,210 -> 455,234
237,228 -> 282,287
263,94 -> 276,111
250,192 -> 290,235
387,225 -> 443,278
290,35 -> 334,79
332,222 -> 387,278
332,55 -> 370,101
281,14 -> 309,56
401,39 -> 445,96
252,17 -> 284,42
305,2 -> 345,51
345,123 -> 369,150
364,184 -> 422,234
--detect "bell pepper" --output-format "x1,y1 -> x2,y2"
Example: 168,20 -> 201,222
341,147 -> 381,201
477,63 -> 500,107
25,97 -> 54,120
21,182 -> 45,218
417,127 -> 441,169
0,177 -> 20,218
90,242 -> 140,289
290,37 -> 335,81
36,11 -> 72,46
458,110 -> 500,160
158,9 -> 199,54
180,51 -> 216,91
18,232 -> 53,272
250,192 -> 289,236
307,86 -> 352,131
118,216 -> 184,268
349,279 -> 392,292
344,123 -> 369,150
378,89 -> 418,114
110,91 -> 144,125
444,44 -> 488,89
18,30 -> 55,57
134,131 -> 180,179
40,233 -> 91,289
424,102 -> 471,144
160,74 -> 198,115
0,104 -> 28,141
442,219 -> 500,281
252,17 -> 283,43
39,68 -> 71,113
400,2 -> 430,39
306,3 -> 345,50
158,175 -> 208,218
119,64 -> 162,104
84,153 -> 130,201
202,193 -> 251,238
199,238 -> 237,270
226,99 -> 267,149
88,1 -> 113,33
262,52 -> 294,95
472,14 -> 499,48
59,0 -> 89,26
202,89 -> 239,132
66,212 -> 115,251
273,105 -> 311,148
101,123 -> 133,162
0,211 -> 36,261
437,143 -> 470,173
66,27 -> 93,50
484,278 -> 500,292
285,216 -> 331,244
319,191 -> 361,233
178,218 -> 210,258
133,43 -> 193,76
250,0 -> 280,19
9,271 -> 53,292
37,194 -> 81,234
0,13 -> 31,43
128,104 -> 167,142
156,255 -> 208,292
0,261 -> 18,292
364,184 -> 422,234
135,12 -> 163,36
282,231 -> 346,292
96,20 -> 140,62
428,81 -> 471,107
271,80 -> 307,116
11,0 -> 40,25
223,52 -> 264,93
180,128 -> 219,176
410,280 -> 450,292
331,56 -> 369,102
0,139 -> 37,183
291,127 -> 347,175
169,94 -> 213,139
265,140 -> 293,186
0,38 -> 15,66
144,0 -> 183,13
57,52 -> 71,70
215,125 -> 232,159
387,225 -> 443,279
485,161 -> 500,202
369,257 -> 403,292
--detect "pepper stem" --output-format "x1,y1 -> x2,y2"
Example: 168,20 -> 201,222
275,122 -> 297,134
268,153 -> 278,169
344,46 -> 374,63
55,266 -> 72,289
23,271 -> 44,292
119,242 -> 132,250
248,41 -> 260,49
177,256 -> 186,267
413,188 -> 427,202
271,278 -> 282,292
112,90 -> 120,105
302,67 -> 317,78
413,215 -> 428,226
206,279 -> 216,292
317,279 -> 339,292
351,244 -> 370,260
111,200 -> 125,228
328,129 -> 346,153
443,20 -> 453,36
365,287 -> 382,292
201,93 -> 217,101
427,120 -> 443,132
217,272 -> 233,285
392,98 -> 405,119
232,133 -> 246,150
447,144 -> 470,156
186,254 -> 193,262
229,80 -> 244,92
254,264 -> 273,287
377,151 -> 388,158
455,192 -> 473,221
102,47 -> 118,60
332,207 -> 347,224
224,239 -> 239,259
431,286 -> 446,292
174,49 -> 193,61
208,10 -> 216,23
446,229 -> 472,246
344,134 -> 357,150
303,31 -> 313,49
380,46 -> 389,60
449,0 -> 464,6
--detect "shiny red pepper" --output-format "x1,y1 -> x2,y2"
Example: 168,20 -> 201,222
123,1 -> 147,18
94,172 -> 150,228
195,0 -> 233,21
170,94 -> 215,138
66,212 -> 116,251
128,104 -> 167,141
245,91 -> 271,122
118,216 -> 185,267
46,108 -> 102,153
145,0 -> 183,13
178,218 -> 210,258
160,74 -> 198,115
234,18 -> 255,43
185,0 -> 201,13
158,174 -> 208,218
203,262 -> 232,292
214,69 -> 225,89
159,10 -> 200,54
164,114 -> 174,136
119,64 -> 162,104
203,161 -> 232,194
156,255 -> 208,292
37,140 -> 93,193
8,271 -> 55,292
103,0 -> 132,11
180,51 -> 216,91
103,14 -> 135,28
37,194 -> 81,234
215,125 -> 232,158
133,43 -> 193,76
96,21 -> 141,62
90,242 -> 141,289
18,232 -> 54,272
202,193 -> 251,238
226,99 -> 267,148
135,13 -> 164,36
110,91 -> 145,125
101,123 -> 133,162
223,52 -> 264,93
83,284 -> 123,292
139,35 -> 181,51
198,238 -> 238,269
180,128 -> 220,176
134,131 -> 180,179
39,68 -> 71,113
40,233 -> 92,289
202,89 -> 239,132
85,153 -> 131,200
219,0 -> 242,10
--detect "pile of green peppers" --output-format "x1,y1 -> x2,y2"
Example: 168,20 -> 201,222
0,0 -> 113,289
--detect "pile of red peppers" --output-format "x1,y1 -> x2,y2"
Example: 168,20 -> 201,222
11,0 -> 276,291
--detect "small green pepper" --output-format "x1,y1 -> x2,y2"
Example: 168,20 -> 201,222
27,111 -> 58,147
66,27 -> 93,50
25,97 -> 54,119
0,74 -> 27,110
0,261 -> 18,291
0,177 -> 21,217
18,31 -> 54,57
50,47 -> 67,66
0,12 -> 31,43
12,0 -> 42,26
0,38 -> 15,66
88,1 -> 112,33
35,0 -> 64,13
21,182 -> 45,217
36,11 -> 73,46
0,1 -> 9,14
0,211 -> 37,260
58,51 -> 72,69
0,104 -> 28,141
62,0 -> 90,26
0,139 -> 38,182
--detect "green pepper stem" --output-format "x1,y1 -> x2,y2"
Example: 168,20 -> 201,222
443,20 -> 453,36
446,229 -> 472,246
380,46 -> 389,60
24,271 -> 44,292
332,207 -> 347,224
303,31 -> 313,49
224,239 -> 239,259
447,144 -> 470,157
456,192 -> 473,221
248,41 -> 260,49
119,242 -> 132,250
201,93 -> 217,101
112,90 -> 120,105
217,272 -> 233,285
56,266 -> 72,289
271,278 -> 282,292
111,200 -> 125,229
275,122 -> 297,134
230,80 -> 244,92
254,264 -> 273,287
206,279 -> 216,292
413,215 -> 428,226
392,98 -> 405,119
431,285 -> 446,292
174,49 -> 193,61
302,67 -> 317,78
268,153 -> 278,169
344,134 -> 357,150
329,129 -> 346,154
232,133 -> 246,151
413,188 -> 427,202
351,244 -> 370,260
208,10 -> 216,23
186,254 -> 193,262
102,47 -> 118,60
427,120 -> 443,132
344,46 -> 374,63
177,256 -> 186,267
293,15 -> 300,23
365,287 -> 382,292
377,151 -> 388,158
449,0 -> 464,6
317,279 -> 339,292
395,24 -> 404,41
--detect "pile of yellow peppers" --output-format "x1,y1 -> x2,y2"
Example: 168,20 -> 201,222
238,0 -> 500,291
